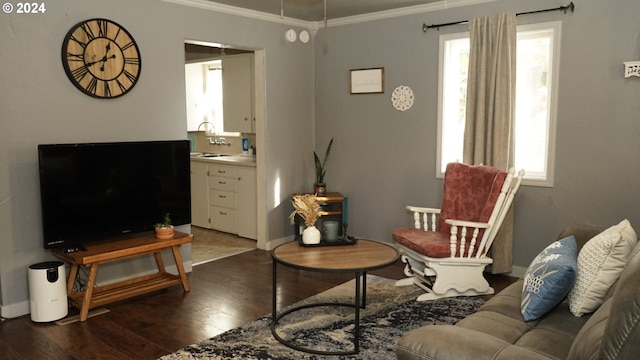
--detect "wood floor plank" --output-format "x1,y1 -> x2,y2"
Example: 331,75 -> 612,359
0,248 -> 517,359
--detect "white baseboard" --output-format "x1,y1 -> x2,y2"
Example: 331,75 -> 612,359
264,235 -> 292,251
1,300 -> 30,319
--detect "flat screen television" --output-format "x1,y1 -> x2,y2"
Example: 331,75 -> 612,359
37,140 -> 191,249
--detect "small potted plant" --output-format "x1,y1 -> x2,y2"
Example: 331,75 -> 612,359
314,137 -> 334,196
154,213 -> 174,240
289,194 -> 321,244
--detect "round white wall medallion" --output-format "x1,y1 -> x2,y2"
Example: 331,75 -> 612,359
299,30 -> 310,43
391,85 -> 414,111
285,29 -> 297,42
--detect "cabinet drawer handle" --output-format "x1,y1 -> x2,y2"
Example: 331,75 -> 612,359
218,170 -> 226,174
219,195 -> 227,198
219,211 -> 227,215
219,181 -> 226,185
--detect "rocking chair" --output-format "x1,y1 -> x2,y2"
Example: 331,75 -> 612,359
393,162 -> 524,301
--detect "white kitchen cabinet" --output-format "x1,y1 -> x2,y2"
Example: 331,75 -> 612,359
185,63 -> 205,131
208,163 -> 238,234
191,159 -> 257,239
222,54 -> 254,133
237,166 -> 257,240
190,160 -> 209,227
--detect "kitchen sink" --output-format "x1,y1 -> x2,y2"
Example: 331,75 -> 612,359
199,153 -> 231,158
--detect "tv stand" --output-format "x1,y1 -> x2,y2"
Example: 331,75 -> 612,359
52,231 -> 193,322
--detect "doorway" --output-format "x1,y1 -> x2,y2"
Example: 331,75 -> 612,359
185,40 -> 266,263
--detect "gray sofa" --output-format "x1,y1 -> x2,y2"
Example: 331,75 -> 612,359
396,228 -> 640,360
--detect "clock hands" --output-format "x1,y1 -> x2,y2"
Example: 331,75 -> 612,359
86,54 -> 116,68
86,42 -> 116,70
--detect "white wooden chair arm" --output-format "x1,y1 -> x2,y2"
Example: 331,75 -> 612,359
444,219 -> 490,229
406,206 -> 441,231
406,206 -> 441,214
444,220 -> 491,258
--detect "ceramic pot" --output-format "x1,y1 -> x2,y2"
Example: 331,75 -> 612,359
155,226 -> 174,240
302,225 -> 321,245
314,183 -> 326,196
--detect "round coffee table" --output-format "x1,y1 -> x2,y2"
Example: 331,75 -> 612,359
271,239 -> 399,355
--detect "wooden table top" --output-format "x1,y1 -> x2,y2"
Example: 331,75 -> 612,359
51,231 -> 193,265
272,239 -> 399,273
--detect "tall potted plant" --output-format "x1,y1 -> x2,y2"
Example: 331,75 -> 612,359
314,137 -> 334,196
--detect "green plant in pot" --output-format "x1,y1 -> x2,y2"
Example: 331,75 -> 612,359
314,137 -> 334,196
154,213 -> 174,240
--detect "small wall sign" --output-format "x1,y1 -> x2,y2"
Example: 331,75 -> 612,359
624,61 -> 640,78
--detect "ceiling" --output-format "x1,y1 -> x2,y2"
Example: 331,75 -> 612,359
204,0 -> 443,22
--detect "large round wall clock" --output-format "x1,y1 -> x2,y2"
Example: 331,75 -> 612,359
61,18 -> 141,99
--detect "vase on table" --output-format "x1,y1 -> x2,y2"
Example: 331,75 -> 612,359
302,225 -> 321,245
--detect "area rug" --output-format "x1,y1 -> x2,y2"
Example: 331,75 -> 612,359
159,276 -> 485,359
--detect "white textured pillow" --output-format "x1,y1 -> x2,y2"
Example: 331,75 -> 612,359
568,219 -> 638,316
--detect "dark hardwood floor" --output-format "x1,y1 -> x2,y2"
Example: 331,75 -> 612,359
0,249 -> 517,359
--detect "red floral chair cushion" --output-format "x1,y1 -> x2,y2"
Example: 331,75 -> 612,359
393,163 -> 507,258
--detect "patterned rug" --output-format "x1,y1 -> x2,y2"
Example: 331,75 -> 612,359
159,276 -> 485,359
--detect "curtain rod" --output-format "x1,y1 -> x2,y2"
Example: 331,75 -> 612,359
422,2 -> 575,32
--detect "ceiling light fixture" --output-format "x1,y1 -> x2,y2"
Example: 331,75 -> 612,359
285,29 -> 297,42
299,30 -> 310,43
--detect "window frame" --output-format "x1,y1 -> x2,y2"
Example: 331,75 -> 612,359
436,21 -> 562,187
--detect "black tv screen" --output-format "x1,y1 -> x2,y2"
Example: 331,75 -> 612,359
38,140 -> 191,249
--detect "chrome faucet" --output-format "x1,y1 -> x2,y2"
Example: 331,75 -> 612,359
207,136 -> 231,146
197,121 -> 214,133
197,121 -> 230,146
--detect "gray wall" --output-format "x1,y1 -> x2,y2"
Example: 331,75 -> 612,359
1,0 -> 639,317
0,0 -> 314,316
314,0 -> 640,270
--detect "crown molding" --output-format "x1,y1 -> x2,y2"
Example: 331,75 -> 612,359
162,0 -> 496,30
161,0 -> 309,28
325,0 -> 495,28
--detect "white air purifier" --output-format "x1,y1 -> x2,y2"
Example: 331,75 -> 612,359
28,261 -> 68,322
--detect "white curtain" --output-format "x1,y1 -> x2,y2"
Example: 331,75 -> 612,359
463,12 -> 516,274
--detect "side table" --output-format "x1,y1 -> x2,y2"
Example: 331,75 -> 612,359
271,239 -> 399,355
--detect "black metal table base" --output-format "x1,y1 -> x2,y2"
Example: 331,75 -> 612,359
271,261 -> 368,355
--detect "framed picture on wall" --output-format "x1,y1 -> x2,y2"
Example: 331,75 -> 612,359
350,68 -> 384,94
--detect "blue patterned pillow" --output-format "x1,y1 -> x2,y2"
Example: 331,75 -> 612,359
521,236 -> 578,321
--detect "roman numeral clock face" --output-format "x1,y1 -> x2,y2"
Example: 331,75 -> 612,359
62,18 -> 141,99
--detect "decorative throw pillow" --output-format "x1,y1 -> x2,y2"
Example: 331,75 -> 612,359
521,236 -> 578,321
568,219 -> 638,317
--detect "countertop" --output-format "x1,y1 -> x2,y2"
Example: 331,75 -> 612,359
190,153 -> 256,167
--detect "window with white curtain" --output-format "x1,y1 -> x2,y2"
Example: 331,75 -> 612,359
437,21 -> 561,187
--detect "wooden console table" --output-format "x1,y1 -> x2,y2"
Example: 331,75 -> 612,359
52,231 -> 193,322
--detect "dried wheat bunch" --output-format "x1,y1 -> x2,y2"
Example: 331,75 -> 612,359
289,194 -> 320,227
